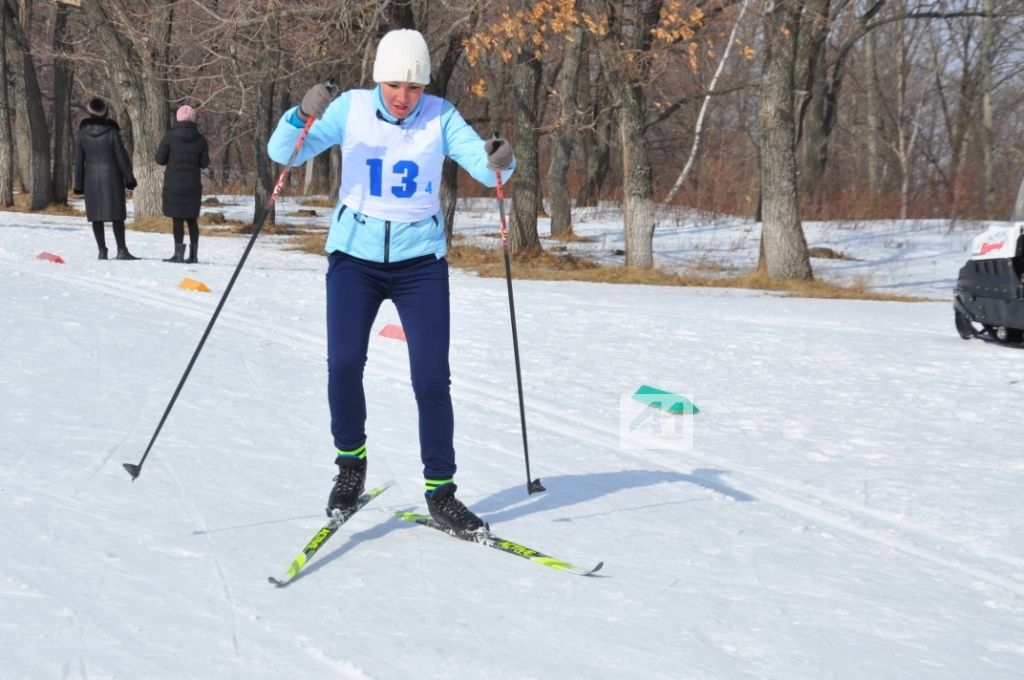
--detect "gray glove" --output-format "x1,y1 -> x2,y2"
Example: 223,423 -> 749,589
485,134 -> 514,171
298,83 -> 332,121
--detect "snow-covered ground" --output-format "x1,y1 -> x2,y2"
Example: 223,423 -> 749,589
1,198 -> 1021,679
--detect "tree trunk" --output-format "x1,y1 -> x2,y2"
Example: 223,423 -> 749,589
6,1 -> 51,209
303,154 -> 330,195
252,74 -> 276,228
577,59 -> 610,208
329,146 -> 340,200
797,65 -> 830,209
124,78 -> 171,220
759,0 -> 812,280
587,0 -> 662,269
0,7 -> 13,206
509,47 -> 542,255
794,0 -> 831,209
864,24 -> 881,195
78,0 -> 173,221
618,79 -> 656,268
51,1 -> 72,204
547,24 -> 583,240
981,0 -> 996,216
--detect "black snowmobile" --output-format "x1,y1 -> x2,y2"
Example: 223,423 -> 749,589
953,179 -> 1024,343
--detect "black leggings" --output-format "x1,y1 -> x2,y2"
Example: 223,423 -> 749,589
92,221 -> 127,249
172,218 -> 199,245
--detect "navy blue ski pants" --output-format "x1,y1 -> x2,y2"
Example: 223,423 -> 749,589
325,252 -> 455,480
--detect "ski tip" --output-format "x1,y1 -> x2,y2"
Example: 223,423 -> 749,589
123,463 -> 141,480
587,561 -> 605,576
268,576 -> 288,587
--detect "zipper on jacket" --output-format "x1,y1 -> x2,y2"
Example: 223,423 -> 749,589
384,221 -> 391,263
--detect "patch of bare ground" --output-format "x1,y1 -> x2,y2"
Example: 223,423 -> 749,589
1,194 -> 85,216
127,215 -> 250,235
298,196 -> 336,208
124,212 -> 921,302
447,244 -> 923,302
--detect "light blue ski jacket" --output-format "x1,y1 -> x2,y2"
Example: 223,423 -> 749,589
267,86 -> 515,263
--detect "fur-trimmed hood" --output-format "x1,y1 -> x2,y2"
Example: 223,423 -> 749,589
79,117 -> 120,135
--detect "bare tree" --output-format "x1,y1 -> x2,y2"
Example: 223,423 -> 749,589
981,0 -> 995,214
0,5 -> 13,206
77,0 -> 173,220
663,0 -> 751,204
759,0 -> 812,279
509,37 -> 544,255
584,0 -> 664,269
881,12 -> 927,219
5,0 -> 52,209
547,20 -> 584,240
577,48 -> 612,208
51,1 -> 73,204
864,10 -> 883,195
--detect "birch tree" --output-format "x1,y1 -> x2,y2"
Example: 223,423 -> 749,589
663,0 -> 750,204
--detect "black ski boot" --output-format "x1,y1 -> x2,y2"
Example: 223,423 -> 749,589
186,242 -> 198,264
327,456 -> 366,516
425,484 -> 484,534
98,246 -> 108,260
114,247 -> 138,261
164,244 -> 186,263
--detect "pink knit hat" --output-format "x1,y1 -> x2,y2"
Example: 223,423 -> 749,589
176,105 -> 196,122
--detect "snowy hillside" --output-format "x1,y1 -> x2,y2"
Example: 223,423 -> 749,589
1,201 -> 1022,679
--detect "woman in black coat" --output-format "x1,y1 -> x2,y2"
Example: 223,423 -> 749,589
72,98 -> 138,260
155,105 -> 210,263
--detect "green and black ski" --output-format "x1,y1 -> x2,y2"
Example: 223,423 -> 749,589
269,482 -> 392,587
396,511 -> 603,576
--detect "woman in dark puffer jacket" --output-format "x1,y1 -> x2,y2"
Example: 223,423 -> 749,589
72,97 -> 138,260
155,105 -> 210,263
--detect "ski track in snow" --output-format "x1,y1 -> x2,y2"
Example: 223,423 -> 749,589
165,460 -> 242,659
11,257 -> 1024,603
5,211 -> 1024,679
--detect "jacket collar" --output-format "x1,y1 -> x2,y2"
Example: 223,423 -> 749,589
373,85 -> 423,126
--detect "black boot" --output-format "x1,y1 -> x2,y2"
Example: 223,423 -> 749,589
186,242 -> 198,264
425,483 -> 484,534
164,244 -> 186,263
327,457 -> 367,516
98,247 -> 108,260
111,221 -> 136,260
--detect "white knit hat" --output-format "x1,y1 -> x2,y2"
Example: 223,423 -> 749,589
373,29 -> 431,85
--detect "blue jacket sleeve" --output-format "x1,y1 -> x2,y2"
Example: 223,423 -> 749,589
440,101 -> 515,188
267,91 -> 352,166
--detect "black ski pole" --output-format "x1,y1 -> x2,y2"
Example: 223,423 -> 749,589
491,135 -> 544,495
124,82 -> 333,480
